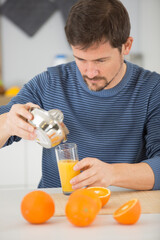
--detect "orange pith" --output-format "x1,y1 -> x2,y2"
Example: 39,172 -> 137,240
21,190 -> 55,224
113,198 -> 141,225
87,187 -> 111,207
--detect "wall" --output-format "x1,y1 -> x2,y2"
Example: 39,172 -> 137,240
1,9 -> 72,88
139,0 -> 160,73
0,0 -> 160,90
121,0 -> 140,53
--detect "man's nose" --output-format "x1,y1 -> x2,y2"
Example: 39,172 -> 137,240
85,62 -> 99,78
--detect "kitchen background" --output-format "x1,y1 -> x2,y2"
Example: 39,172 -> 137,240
0,0 -> 160,189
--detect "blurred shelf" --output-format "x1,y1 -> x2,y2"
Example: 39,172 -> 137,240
0,96 -> 12,106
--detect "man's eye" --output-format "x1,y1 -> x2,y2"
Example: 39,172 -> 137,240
78,59 -> 86,63
96,59 -> 106,63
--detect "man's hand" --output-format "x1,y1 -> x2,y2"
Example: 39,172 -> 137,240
4,102 -> 39,140
70,158 -> 155,191
70,157 -> 114,189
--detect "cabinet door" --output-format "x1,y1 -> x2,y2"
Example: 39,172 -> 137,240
0,140 -> 26,188
25,140 -> 42,188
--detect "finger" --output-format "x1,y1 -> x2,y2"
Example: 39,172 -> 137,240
11,104 -> 33,121
25,103 -> 40,121
70,167 -> 96,185
73,157 -> 94,171
15,128 -> 37,140
88,182 -> 109,188
17,110 -> 33,121
8,111 -> 36,138
72,175 -> 96,190
16,116 -> 35,133
25,102 -> 40,109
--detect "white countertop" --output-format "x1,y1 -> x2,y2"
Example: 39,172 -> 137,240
0,187 -> 160,240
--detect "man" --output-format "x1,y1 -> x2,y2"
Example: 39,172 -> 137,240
0,0 -> 159,190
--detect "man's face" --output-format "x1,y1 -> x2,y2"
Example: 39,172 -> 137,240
72,41 -> 126,91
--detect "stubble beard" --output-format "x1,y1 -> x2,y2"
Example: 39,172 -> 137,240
83,76 -> 110,92
83,59 -> 124,92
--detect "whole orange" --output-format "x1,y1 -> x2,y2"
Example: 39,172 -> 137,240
65,188 -> 101,227
21,190 -> 55,224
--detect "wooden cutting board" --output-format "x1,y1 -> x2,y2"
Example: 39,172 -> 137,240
50,190 -> 160,217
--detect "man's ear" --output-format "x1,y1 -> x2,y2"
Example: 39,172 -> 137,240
123,37 -> 133,55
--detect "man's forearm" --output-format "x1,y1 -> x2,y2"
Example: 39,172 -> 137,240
111,162 -> 155,190
0,113 -> 10,148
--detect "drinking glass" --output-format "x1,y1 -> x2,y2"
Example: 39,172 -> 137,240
55,143 -> 80,195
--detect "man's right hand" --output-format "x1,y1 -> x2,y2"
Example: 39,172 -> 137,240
3,102 -> 40,141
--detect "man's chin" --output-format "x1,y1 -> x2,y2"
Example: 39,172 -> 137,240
87,83 -> 105,92
84,79 -> 107,91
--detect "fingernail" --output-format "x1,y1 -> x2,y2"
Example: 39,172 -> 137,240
70,179 -> 75,184
73,165 -> 78,171
28,115 -> 32,120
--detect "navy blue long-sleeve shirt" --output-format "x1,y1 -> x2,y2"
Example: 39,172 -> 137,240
1,61 -> 160,189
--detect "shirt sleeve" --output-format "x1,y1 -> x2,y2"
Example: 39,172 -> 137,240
142,79 -> 160,190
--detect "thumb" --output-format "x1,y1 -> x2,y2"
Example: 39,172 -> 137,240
73,157 -> 92,171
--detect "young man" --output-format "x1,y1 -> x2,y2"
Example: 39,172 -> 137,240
0,0 -> 159,190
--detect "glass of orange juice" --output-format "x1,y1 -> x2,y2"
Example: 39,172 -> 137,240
55,143 -> 80,195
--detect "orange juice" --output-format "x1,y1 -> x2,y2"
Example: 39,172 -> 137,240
58,159 -> 80,194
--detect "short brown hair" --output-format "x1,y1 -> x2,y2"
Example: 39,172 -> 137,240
65,0 -> 131,50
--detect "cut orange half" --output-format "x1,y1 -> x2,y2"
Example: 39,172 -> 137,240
87,187 -> 111,207
113,198 -> 141,225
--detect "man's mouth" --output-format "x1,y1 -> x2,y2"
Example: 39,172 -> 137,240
83,76 -> 106,82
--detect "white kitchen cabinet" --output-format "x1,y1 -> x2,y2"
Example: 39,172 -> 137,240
24,140 -> 42,188
0,140 -> 26,188
0,139 -> 42,189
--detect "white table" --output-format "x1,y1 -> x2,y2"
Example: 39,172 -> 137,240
0,187 -> 160,240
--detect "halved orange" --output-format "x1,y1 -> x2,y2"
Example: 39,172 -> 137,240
87,187 -> 111,207
113,198 -> 141,225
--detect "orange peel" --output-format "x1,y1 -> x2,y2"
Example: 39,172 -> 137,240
113,198 -> 141,225
87,187 -> 111,207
